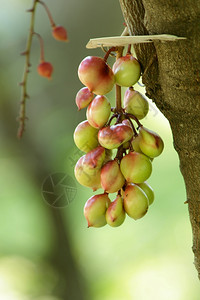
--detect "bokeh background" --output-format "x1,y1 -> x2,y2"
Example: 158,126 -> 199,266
0,0 -> 199,299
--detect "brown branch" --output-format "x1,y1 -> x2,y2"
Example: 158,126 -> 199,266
17,0 -> 39,139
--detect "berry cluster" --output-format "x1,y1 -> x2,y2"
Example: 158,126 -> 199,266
74,47 -> 164,228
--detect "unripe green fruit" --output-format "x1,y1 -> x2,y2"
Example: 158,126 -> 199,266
139,126 -> 164,158
73,120 -> 99,153
101,160 -> 125,193
86,95 -> 111,129
123,184 -> 149,220
112,54 -> 141,87
120,152 -> 152,183
106,195 -> 126,227
78,56 -> 115,95
84,193 -> 111,227
137,182 -> 154,205
74,156 -> 101,191
98,124 -> 133,149
124,88 -> 149,120
75,87 -> 94,110
131,135 -> 142,153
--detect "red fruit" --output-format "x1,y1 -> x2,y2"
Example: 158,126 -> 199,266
98,123 -> 133,149
52,25 -> 68,41
75,87 -> 94,110
78,56 -> 115,95
37,61 -> 53,79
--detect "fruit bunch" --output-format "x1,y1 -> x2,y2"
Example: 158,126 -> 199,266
73,47 -> 164,228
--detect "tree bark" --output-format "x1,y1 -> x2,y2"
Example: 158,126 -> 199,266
120,0 -> 200,278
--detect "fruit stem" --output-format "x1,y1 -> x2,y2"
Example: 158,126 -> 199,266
127,44 -> 131,54
124,113 -> 142,128
115,47 -> 123,113
38,0 -> 56,27
34,32 -> 45,61
103,47 -> 117,62
17,0 -> 39,139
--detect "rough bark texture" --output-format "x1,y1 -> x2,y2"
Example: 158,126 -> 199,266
120,0 -> 200,278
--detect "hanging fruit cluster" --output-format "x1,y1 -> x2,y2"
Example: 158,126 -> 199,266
74,46 -> 164,228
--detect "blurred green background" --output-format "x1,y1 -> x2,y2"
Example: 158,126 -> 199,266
0,0 -> 199,299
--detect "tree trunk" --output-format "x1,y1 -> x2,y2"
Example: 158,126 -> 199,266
119,0 -> 200,278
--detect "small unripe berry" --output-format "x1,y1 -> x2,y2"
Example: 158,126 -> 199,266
52,25 -> 68,41
101,160 -> 125,193
124,88 -> 149,120
37,61 -> 53,79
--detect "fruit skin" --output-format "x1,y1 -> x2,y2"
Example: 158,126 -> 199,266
75,87 -> 94,110
124,88 -> 149,120
74,146 -> 105,190
86,95 -> 111,129
52,25 -> 68,41
98,124 -> 133,150
137,182 -> 154,205
78,56 -> 115,95
131,135 -> 143,153
37,61 -> 53,79
73,120 -> 99,153
123,184 -> 149,220
101,160 -> 125,193
120,152 -> 152,183
138,126 -> 164,158
82,146 -> 105,175
74,156 -> 101,191
84,193 -> 111,227
112,54 -> 141,87
106,195 -> 126,227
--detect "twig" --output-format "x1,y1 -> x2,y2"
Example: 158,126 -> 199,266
17,0 -> 39,139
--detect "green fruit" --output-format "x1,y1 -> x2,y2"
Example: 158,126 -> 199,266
139,126 -> 164,158
86,95 -> 111,129
120,152 -> 152,183
73,120 -> 99,153
137,182 -> 154,205
74,156 -> 101,191
82,146 -> 105,175
101,160 -> 125,193
123,184 -> 149,220
131,135 -> 142,153
84,193 -> 111,227
124,88 -> 149,120
106,195 -> 126,227
112,54 -> 141,87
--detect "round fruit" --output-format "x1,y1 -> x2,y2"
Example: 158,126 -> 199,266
124,88 -> 149,119
112,54 -> 141,87
78,56 -> 115,95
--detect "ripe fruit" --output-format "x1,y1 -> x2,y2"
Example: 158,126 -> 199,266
75,87 -> 94,110
74,156 -> 101,191
73,120 -> 99,153
82,146 -> 105,175
98,123 -> 133,149
84,193 -> 111,227
106,195 -> 126,227
138,126 -> 164,158
37,61 -> 53,79
124,88 -> 149,120
101,160 -> 125,193
120,152 -> 152,183
86,95 -> 111,129
78,56 -> 115,95
123,184 -> 149,220
52,25 -> 68,41
137,182 -> 154,205
112,54 -> 141,87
